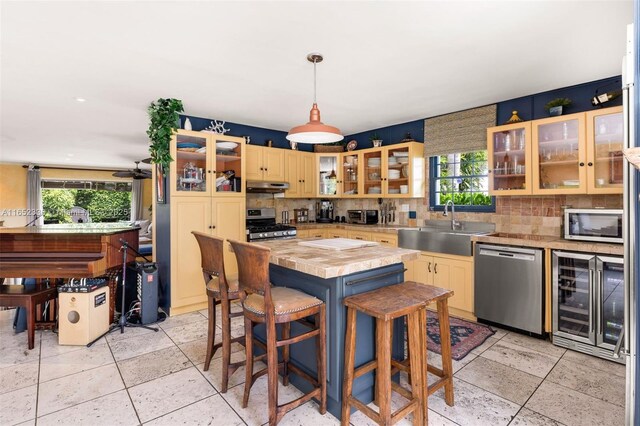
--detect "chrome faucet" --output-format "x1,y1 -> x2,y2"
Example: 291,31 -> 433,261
443,200 -> 461,230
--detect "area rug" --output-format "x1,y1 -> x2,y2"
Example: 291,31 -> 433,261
425,310 -> 495,360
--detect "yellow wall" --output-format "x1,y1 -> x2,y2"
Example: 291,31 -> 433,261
0,163 -> 153,226
0,164 -> 28,227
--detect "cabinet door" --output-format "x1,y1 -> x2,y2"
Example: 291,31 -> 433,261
263,148 -> 285,181
212,198 -> 245,276
413,254 -> 434,286
327,228 -> 348,238
308,229 -> 327,239
170,197 -> 211,310
341,152 -> 361,198
433,256 -> 473,313
285,151 -> 300,197
171,131 -> 210,197
317,154 -> 341,197
363,150 -> 383,197
245,145 -> 264,181
586,107 -> 623,194
384,145 -> 411,197
213,135 -> 245,196
300,152 -> 316,197
532,113 -> 587,194
487,122 -> 532,195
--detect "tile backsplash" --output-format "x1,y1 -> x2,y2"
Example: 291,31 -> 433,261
248,193 -> 622,237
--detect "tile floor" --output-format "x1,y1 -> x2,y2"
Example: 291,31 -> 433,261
0,305 -> 626,425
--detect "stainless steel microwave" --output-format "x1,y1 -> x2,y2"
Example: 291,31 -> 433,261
347,210 -> 378,225
564,209 -> 623,243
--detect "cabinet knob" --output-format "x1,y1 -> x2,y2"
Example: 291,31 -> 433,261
265,168 -> 268,171
488,170 -> 492,174
579,162 -> 585,167
260,167 -> 263,171
207,170 -> 212,174
588,162 -> 593,167
302,180 -> 305,183
209,225 -> 216,229
428,262 -> 431,273
434,263 -> 438,274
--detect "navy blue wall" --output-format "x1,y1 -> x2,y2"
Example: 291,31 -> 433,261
178,114 -> 313,152
180,75 -> 622,154
496,76 -> 622,124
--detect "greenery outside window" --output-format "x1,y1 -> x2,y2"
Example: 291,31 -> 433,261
41,180 -> 132,224
429,150 -> 495,212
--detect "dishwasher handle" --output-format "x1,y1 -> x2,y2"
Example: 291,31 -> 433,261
478,249 -> 536,262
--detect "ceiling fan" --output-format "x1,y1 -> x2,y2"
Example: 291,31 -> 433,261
112,161 -> 152,179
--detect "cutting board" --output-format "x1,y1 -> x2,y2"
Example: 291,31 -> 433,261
298,238 -> 379,251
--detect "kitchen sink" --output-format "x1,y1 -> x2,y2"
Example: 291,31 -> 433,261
398,221 -> 495,256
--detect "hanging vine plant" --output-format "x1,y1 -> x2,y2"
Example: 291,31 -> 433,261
147,98 -> 184,170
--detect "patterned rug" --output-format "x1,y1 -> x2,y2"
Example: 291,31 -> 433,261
425,310 -> 495,360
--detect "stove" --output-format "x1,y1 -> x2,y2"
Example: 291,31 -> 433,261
246,208 -> 297,242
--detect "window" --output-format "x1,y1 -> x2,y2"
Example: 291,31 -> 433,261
429,150 -> 495,212
41,180 -> 132,224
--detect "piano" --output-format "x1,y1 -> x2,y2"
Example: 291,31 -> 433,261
0,224 -> 139,322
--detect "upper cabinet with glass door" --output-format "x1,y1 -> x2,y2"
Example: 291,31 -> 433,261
170,130 -> 245,197
385,143 -> 424,198
532,112 -> 586,194
341,152 -> 362,198
487,122 -> 532,195
316,154 -> 341,197
585,106 -> 623,194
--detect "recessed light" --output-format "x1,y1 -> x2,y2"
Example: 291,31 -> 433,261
75,97 -> 86,103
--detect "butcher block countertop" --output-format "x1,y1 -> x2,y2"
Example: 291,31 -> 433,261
255,238 -> 420,279
471,233 -> 623,256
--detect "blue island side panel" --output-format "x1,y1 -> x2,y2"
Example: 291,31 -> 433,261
253,263 -> 405,420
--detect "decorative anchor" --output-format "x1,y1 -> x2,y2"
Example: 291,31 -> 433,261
204,120 -> 230,135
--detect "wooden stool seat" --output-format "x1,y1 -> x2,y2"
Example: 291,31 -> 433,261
342,281 -> 454,425
244,287 -> 323,316
0,283 -> 57,349
206,275 -> 240,297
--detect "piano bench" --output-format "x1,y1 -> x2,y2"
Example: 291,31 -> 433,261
0,284 -> 57,349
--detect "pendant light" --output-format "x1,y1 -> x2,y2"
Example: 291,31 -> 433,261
286,53 -> 343,144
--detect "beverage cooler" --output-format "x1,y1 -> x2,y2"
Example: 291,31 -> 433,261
552,251 -> 624,363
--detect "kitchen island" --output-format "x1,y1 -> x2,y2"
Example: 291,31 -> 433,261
253,238 -> 419,419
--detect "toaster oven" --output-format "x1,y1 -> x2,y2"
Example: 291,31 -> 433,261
347,210 -> 378,225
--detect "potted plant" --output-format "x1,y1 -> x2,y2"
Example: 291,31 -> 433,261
544,98 -> 572,116
147,98 -> 184,170
370,132 -> 383,148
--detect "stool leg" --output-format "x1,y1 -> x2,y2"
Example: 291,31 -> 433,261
242,316 -> 253,408
341,307 -> 357,426
316,304 -> 327,414
27,300 -> 35,350
204,296 -> 216,371
220,298 -> 232,393
437,299 -> 454,406
266,318 -> 279,426
376,318 -> 392,425
407,311 -> 424,426
282,322 -> 290,386
419,308 -> 429,421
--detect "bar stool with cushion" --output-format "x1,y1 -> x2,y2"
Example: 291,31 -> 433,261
228,239 -> 327,426
0,281 -> 57,349
192,231 -> 245,393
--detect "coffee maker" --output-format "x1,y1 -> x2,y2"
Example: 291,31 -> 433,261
316,200 -> 334,223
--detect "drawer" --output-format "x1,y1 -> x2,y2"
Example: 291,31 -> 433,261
371,233 -> 397,247
347,231 -> 371,241
327,229 -> 348,238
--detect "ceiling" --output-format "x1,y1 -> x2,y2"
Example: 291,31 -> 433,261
0,1 -> 633,170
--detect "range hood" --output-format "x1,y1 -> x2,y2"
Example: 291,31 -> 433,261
246,181 -> 289,193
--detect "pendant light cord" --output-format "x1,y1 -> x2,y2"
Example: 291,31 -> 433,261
313,58 -> 317,104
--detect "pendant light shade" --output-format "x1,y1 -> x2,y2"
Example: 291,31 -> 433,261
287,53 -> 343,144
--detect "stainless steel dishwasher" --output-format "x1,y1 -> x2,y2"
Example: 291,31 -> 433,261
475,244 -> 544,335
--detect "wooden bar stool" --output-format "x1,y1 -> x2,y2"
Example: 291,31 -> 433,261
391,282 -> 455,421
228,239 -> 327,426
192,231 -> 246,393
0,281 -> 57,349
342,282 -> 427,425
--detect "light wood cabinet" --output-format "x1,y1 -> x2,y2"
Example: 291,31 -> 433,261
245,145 -> 285,181
327,228 -> 348,238
308,228 -> 327,239
285,151 -> 316,198
361,142 -> 425,198
488,106 -> 622,196
412,251 -> 474,318
347,230 -> 371,241
341,152 -> 363,198
317,153 -> 342,197
161,130 -> 246,315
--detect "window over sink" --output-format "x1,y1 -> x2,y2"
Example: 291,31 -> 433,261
429,150 -> 495,212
